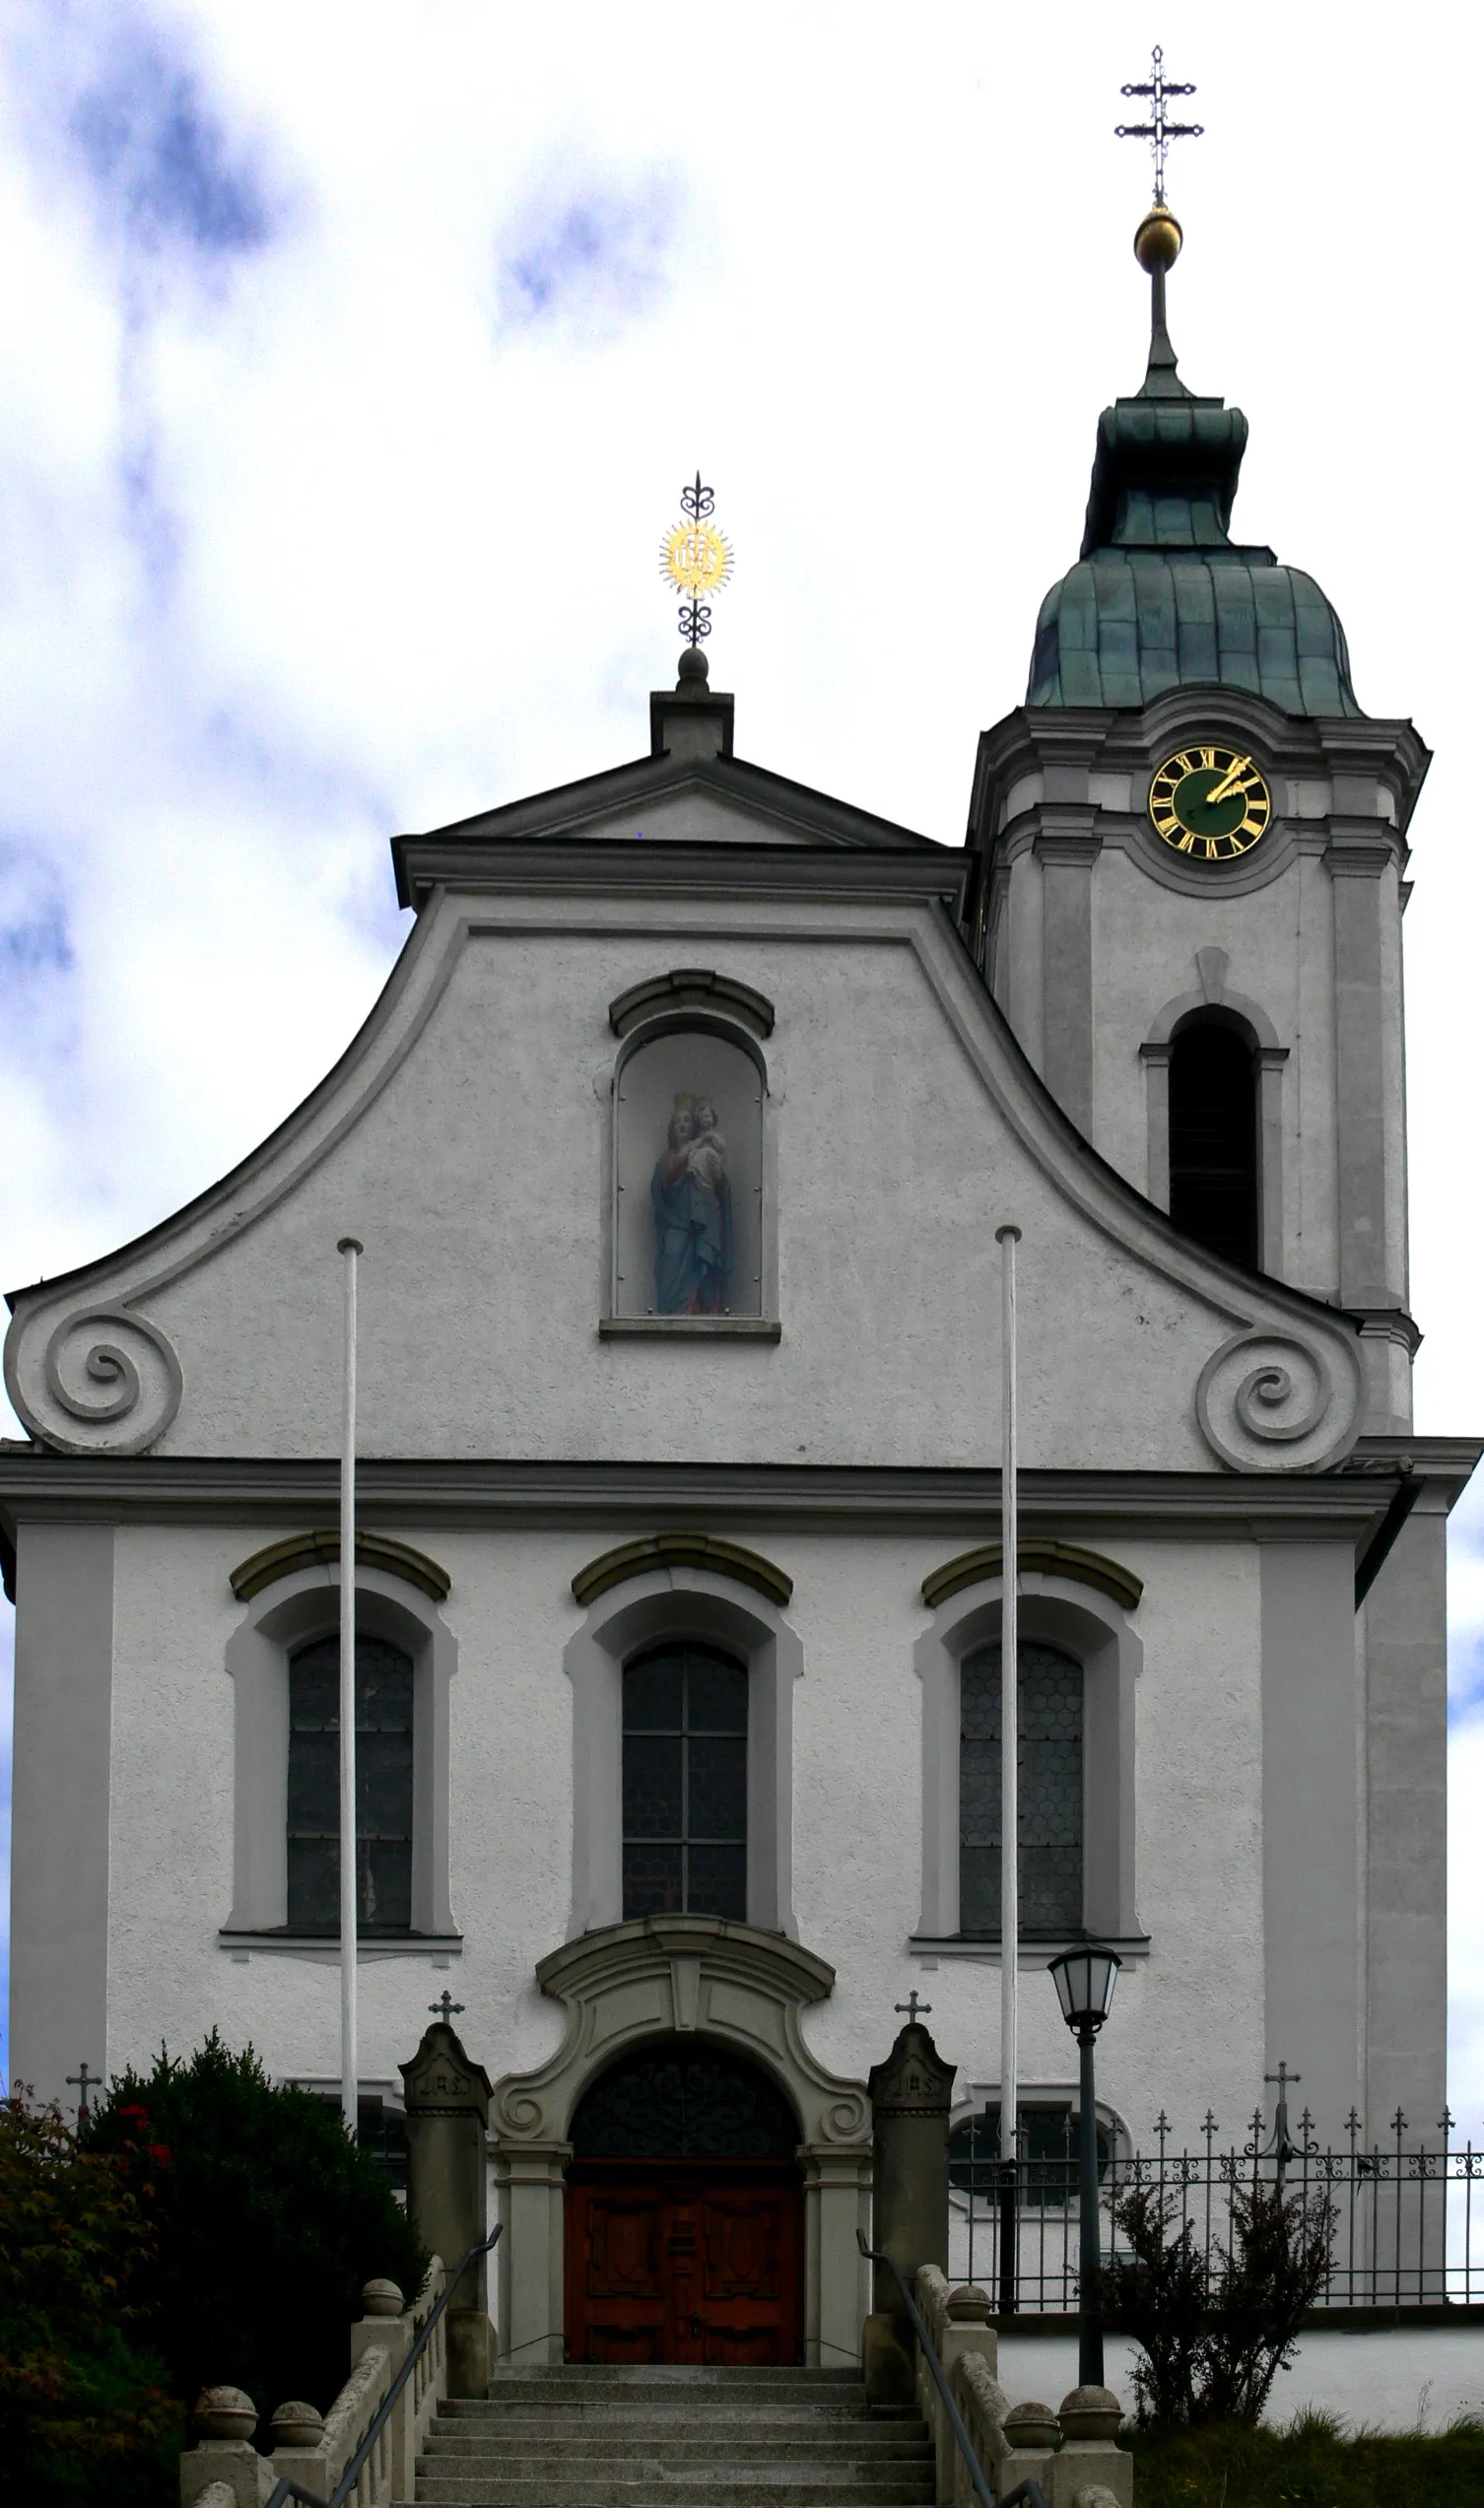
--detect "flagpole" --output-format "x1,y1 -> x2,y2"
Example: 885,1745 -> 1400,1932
338,1235 -> 364,2140
995,1222 -> 1021,2311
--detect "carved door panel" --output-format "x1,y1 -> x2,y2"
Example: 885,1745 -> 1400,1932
572,2182 -> 667,2362
567,2166 -> 801,2364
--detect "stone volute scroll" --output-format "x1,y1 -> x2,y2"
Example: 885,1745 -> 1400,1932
399,2018 -> 493,2399
864,2016 -> 955,2409
1195,1323 -> 1363,1472
6,1301 -> 183,1455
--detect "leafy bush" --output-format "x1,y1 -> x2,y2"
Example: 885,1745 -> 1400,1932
1099,2176 -> 1335,2428
0,2090 -> 182,2506
83,2032 -> 428,2434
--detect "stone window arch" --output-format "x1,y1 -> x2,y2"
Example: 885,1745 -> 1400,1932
222,1553 -> 458,1949
913,1553 -> 1143,1949
603,974 -> 776,1329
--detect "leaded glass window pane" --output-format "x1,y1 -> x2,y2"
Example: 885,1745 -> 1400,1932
959,1640 -> 1083,1935
622,1645 -> 748,1922
288,1634 -> 414,1934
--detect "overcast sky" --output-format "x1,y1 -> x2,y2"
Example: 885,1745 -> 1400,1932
2,2 -> 1481,2147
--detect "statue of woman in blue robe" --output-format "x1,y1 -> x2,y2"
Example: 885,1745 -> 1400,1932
651,1095 -> 733,1315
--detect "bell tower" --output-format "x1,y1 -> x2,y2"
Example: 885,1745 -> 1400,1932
964,164 -> 1428,1435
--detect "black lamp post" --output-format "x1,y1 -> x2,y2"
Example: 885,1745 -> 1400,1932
1047,1937 -> 1122,2386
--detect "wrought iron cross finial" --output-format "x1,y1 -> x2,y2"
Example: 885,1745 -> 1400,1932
429,1991 -> 465,2026
66,2060 -> 101,2121
1115,45 -> 1203,206
1265,2062 -> 1301,2097
659,473 -> 733,651
894,1992 -> 932,2025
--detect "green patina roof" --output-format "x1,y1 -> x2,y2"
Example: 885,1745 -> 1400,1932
1028,321 -> 1361,717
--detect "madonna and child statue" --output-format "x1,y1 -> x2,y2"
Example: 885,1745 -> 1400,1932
652,1092 -> 733,1314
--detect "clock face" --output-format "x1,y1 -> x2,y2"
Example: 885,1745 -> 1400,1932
1149,745 -> 1272,860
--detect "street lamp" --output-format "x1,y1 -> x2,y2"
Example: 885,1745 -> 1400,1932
1047,1937 -> 1122,2385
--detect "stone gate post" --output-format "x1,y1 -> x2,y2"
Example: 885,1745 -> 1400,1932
863,2017 -> 955,2407
400,2019 -> 494,2397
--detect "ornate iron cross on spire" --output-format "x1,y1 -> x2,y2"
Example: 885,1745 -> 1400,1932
894,1992 -> 932,2025
1115,44 -> 1202,206
429,1990 -> 465,2026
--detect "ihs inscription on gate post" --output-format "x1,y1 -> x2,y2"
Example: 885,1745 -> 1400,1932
862,2014 -> 955,2408
401,2012 -> 494,2398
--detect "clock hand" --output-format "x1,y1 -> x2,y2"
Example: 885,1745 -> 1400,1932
1205,753 -> 1254,806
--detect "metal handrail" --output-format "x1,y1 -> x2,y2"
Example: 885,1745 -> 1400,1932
264,2223 -> 503,2508
856,2230 -> 1046,2508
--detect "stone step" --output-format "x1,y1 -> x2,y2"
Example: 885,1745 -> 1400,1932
424,2438 -> 932,2463
415,2483 -> 935,2508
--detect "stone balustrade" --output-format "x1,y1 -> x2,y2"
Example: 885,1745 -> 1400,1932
911,2269 -> 1133,2507
179,2261 -> 447,2508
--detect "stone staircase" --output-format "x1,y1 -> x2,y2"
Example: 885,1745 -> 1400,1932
412,2365 -> 937,2507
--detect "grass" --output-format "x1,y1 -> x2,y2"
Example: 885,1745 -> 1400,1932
1124,2406 -> 1484,2507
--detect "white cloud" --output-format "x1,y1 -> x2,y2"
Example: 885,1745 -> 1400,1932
0,0 -> 1482,2113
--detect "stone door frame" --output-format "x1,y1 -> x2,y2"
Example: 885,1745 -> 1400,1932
490,1915 -> 872,2369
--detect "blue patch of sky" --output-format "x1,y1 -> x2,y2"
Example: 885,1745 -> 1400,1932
68,24 -> 274,266
0,838 -> 79,1077
498,179 -> 681,333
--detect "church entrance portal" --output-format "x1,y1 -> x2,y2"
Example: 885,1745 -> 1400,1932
565,2041 -> 804,2364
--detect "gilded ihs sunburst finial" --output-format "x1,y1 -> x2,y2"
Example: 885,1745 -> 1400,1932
659,472 -> 733,651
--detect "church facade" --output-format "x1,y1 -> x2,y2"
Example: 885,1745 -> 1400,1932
4,276 -> 1474,2367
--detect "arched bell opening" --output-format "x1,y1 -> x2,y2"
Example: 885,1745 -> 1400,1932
1168,1014 -> 1260,1269
564,2036 -> 805,2366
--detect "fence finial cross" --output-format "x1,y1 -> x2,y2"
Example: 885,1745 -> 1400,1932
429,1991 -> 465,2027
66,2060 -> 101,2121
894,1992 -> 932,2025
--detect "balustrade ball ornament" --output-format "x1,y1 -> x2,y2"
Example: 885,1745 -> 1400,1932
945,2282 -> 993,2323
1069,2489 -> 1121,2508
1058,2385 -> 1124,2442
1002,2401 -> 1060,2451
193,2387 -> 257,2441
270,2401 -> 325,2450
361,2276 -> 404,2317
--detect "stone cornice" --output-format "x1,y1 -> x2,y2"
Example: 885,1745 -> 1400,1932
394,838 -> 968,914
3,1450 -> 1479,1546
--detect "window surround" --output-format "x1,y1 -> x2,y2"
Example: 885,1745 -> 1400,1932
1141,973 -> 1288,1276
912,1563 -> 1144,1951
601,996 -> 779,1332
222,1560 -> 458,1954
566,1564 -> 801,1939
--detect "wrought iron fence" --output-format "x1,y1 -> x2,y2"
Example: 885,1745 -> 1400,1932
948,2104 -> 1484,2311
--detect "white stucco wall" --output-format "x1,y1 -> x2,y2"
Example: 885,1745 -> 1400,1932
102,1520 -> 1269,2147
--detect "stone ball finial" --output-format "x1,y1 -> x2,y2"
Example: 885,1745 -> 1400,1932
361,2276 -> 404,2317
1003,2400 -> 1060,2450
1134,204 -> 1182,272
677,646 -> 710,689
192,2387 -> 257,2441
945,2282 -> 993,2324
270,2401 -> 325,2450
1071,2489 -> 1122,2508
1059,2385 -> 1124,2441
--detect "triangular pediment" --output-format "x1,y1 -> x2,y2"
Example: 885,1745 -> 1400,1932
393,751 -> 937,906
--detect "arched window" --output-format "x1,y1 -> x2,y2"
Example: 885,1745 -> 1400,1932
959,1639 -> 1083,1936
1168,1019 -> 1258,1269
622,1644 -> 748,1922
287,1634 -> 415,1933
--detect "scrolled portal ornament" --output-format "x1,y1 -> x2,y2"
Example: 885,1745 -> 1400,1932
652,1090 -> 734,1315
660,472 -> 733,646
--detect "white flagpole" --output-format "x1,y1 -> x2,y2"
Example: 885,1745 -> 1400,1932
338,1235 -> 364,2139
995,1224 -> 1021,2186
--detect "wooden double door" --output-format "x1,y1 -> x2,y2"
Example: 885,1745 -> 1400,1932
566,2159 -> 803,2364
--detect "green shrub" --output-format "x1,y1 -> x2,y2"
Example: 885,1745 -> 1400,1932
0,2090 -> 182,2506
1100,2177 -> 1336,2427
83,2032 -> 428,2434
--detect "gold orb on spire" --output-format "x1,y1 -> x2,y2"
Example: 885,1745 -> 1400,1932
1134,203 -> 1182,273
